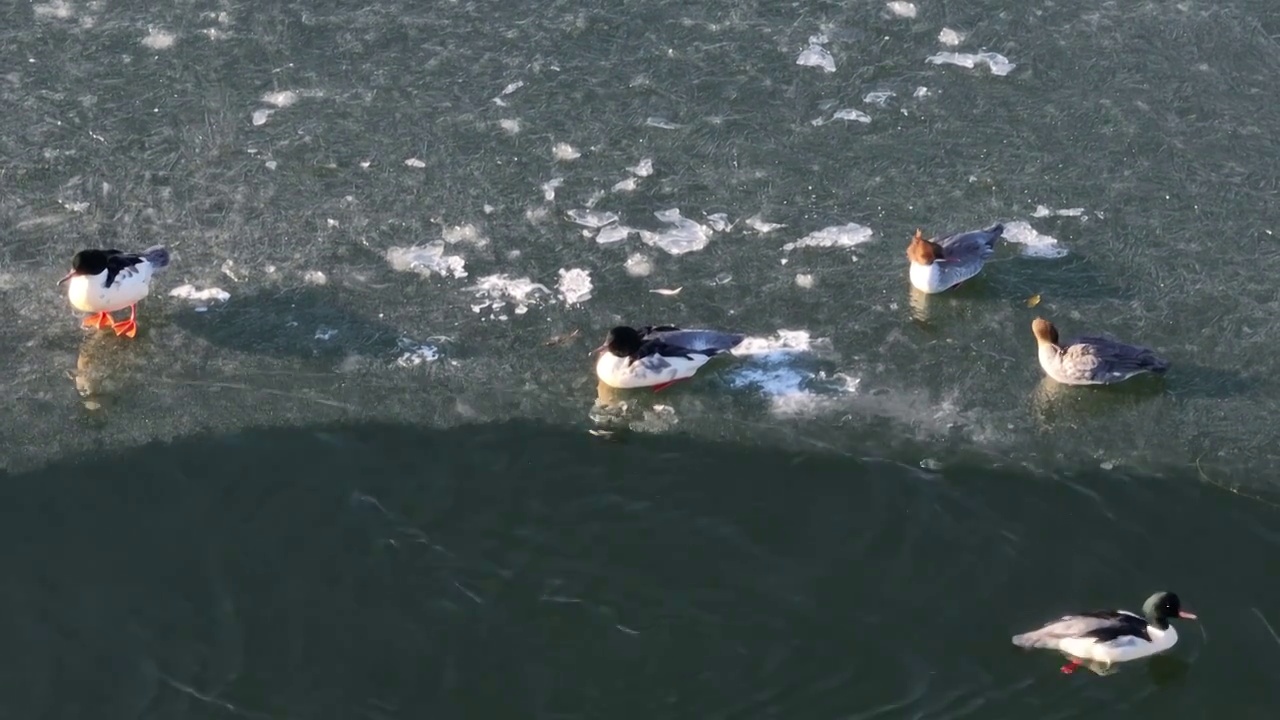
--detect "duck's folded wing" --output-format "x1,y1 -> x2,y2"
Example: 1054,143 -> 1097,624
937,227 -> 1000,259
645,329 -> 744,352
1069,337 -> 1169,378
1012,614 -> 1121,648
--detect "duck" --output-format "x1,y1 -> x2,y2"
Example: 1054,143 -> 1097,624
906,223 -> 1003,293
57,246 -> 171,338
1031,317 -> 1169,385
1011,591 -> 1197,674
593,325 -> 745,391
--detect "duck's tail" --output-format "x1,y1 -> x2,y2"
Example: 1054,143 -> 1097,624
142,246 -> 171,270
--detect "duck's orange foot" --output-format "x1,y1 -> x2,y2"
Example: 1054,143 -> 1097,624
651,379 -> 684,392
82,312 -> 113,329
1060,660 -> 1082,675
112,319 -> 138,338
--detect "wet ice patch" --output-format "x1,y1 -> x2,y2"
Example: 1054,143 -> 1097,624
33,1 -> 74,20
746,215 -> 786,233
395,337 -> 440,367
624,253 -> 652,277
629,158 -> 654,177
639,209 -> 712,255
441,223 -> 489,246
251,109 -> 274,126
541,177 -> 564,202
833,108 -> 872,123
553,142 -> 581,161
938,28 -> 966,46
611,177 -> 638,193
404,158 -> 426,168
796,35 -> 836,73
863,91 -> 895,107
556,268 -> 593,304
492,80 -> 524,105
886,2 -> 917,18
261,91 -> 298,108
704,213 -> 733,232
1032,205 -> 1088,218
314,327 -> 338,341
468,274 -> 551,318
1003,221 -> 1068,258
141,28 -> 177,50
386,244 -> 467,279
726,331 -> 856,415
303,270 -> 327,285
566,208 -> 619,229
783,223 -> 875,253
596,225 -> 635,245
913,86 -> 931,99
169,284 -> 230,311
500,118 -> 521,134
927,51 -> 1017,76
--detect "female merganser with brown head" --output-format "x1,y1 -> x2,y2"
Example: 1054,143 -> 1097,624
906,223 -> 1003,293
1031,317 -> 1169,385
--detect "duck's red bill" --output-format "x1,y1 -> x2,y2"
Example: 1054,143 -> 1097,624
57,270 -> 76,286
1179,610 -> 1198,619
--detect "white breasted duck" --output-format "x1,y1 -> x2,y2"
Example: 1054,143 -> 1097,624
906,223 -> 1003,293
1032,317 -> 1170,385
58,246 -> 171,338
1012,591 -> 1197,674
593,324 -> 744,391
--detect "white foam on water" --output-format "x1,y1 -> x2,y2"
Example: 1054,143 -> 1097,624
169,284 -> 230,311
639,209 -> 711,255
441,223 -> 489,246
596,225 -> 634,245
541,177 -> 563,202
1003,221 -> 1068,258
796,35 -> 836,73
395,337 -> 440,367
731,330 -> 822,358
556,268 -> 593,304
726,330 -> 857,416
783,223 -> 875,252
303,270 -> 327,285
628,158 -> 654,177
314,328 -> 337,341
141,28 -> 177,50
886,2 -> 917,19
386,244 -> 467,279
612,177 -> 638,193
404,158 -> 426,168
261,91 -> 298,108
467,274 -> 551,318
913,86 -> 931,98
832,108 -> 872,123
938,28 -> 966,46
863,91 -> 895,107
553,142 -> 580,161
1032,205 -> 1088,218
499,118 -> 521,135
927,51 -> 1017,76
566,208 -> 618,229
745,215 -> 786,233
624,253 -> 652,277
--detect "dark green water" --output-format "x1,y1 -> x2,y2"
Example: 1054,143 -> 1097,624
3,0 -> 1280,716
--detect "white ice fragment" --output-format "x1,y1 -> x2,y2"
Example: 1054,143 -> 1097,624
746,215 -> 786,233
704,212 -> 733,232
169,284 -> 230,311
499,118 -> 521,134
927,51 -> 1017,76
913,86 -> 931,98
624,253 -> 652,277
141,28 -> 177,50
796,41 -> 836,73
639,208 -> 711,255
303,270 -> 327,285
566,208 -> 619,228
396,338 -> 440,367
553,142 -> 581,161
441,223 -> 489,246
583,189 -> 606,209
863,91 -> 895,107
783,223 -> 875,252
629,157 -> 655,177
34,1 -> 74,20
261,91 -> 298,108
832,108 -> 872,123
541,177 -> 564,202
645,117 -> 680,129
795,273 -> 814,289
467,274 -> 551,318
404,158 -> 426,168
886,2 -> 917,19
596,225 -> 634,245
499,80 -> 524,96
386,243 -> 468,279
1032,205 -> 1087,218
612,177 -> 639,193
1003,221 -> 1068,258
251,108 -> 274,126
315,327 -> 338,341
938,28 -> 966,46
556,268 -> 593,304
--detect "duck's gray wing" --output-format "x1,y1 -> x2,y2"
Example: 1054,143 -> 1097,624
1066,336 -> 1170,381
937,223 -> 1003,261
1011,613 -> 1129,648
643,328 -> 744,352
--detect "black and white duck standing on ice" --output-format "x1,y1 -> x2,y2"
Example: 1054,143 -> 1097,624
57,246 -> 171,338
592,324 -> 745,392
1011,591 -> 1198,675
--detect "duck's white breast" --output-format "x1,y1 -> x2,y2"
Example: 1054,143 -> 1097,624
1059,625 -> 1177,663
67,265 -> 155,313
909,262 -> 947,294
595,351 -> 710,389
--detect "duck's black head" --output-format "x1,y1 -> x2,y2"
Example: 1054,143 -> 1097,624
58,249 -> 110,285
1143,591 -> 1197,628
594,326 -> 644,357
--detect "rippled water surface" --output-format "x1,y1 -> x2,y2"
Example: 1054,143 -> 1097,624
2,0 -> 1279,717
